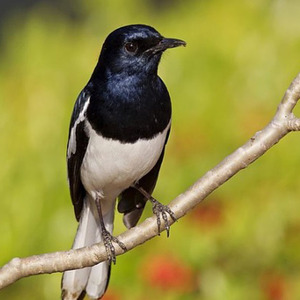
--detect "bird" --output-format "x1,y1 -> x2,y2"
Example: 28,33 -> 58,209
61,24 -> 186,300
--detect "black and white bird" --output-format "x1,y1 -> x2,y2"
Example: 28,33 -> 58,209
62,24 -> 185,300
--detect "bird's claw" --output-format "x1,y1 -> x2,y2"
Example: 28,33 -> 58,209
150,197 -> 176,237
101,229 -> 127,264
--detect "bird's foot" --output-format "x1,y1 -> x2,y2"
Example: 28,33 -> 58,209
95,196 -> 126,264
132,183 -> 176,237
149,196 -> 176,237
101,228 -> 127,264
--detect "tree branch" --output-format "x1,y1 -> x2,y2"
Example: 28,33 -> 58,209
1,73 -> 300,290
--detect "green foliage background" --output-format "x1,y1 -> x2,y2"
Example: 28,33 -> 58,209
1,0 -> 300,299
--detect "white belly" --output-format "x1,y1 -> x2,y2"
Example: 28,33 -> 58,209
81,121 -> 170,200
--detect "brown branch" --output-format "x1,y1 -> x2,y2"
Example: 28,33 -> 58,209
1,73 -> 300,290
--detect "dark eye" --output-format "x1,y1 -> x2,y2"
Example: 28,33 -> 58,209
124,42 -> 138,54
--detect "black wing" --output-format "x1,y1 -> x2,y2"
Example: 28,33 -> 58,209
67,90 -> 90,221
117,129 -> 170,229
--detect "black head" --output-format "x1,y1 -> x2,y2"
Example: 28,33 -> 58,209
96,24 -> 186,76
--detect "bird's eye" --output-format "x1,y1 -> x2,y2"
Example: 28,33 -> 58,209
124,42 -> 138,54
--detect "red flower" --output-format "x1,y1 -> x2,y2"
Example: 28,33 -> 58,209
261,272 -> 287,300
141,254 -> 196,292
189,201 -> 224,229
101,290 -> 120,300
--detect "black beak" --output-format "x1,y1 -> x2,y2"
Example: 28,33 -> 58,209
147,37 -> 186,54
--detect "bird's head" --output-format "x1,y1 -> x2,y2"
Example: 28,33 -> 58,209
97,24 -> 186,77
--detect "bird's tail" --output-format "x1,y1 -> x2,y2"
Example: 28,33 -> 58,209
62,197 -> 114,300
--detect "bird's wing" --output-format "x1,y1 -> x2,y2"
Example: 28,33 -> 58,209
118,128 -> 170,229
67,90 -> 90,221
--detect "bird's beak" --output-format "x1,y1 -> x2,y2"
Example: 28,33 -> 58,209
147,38 -> 186,54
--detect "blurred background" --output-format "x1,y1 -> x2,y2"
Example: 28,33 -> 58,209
1,0 -> 300,299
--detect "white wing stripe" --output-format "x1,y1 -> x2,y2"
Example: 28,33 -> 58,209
67,96 -> 90,158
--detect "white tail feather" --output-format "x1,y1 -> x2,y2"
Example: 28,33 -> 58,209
62,197 -> 115,300
85,206 -> 114,299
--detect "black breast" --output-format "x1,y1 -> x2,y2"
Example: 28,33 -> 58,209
86,76 -> 171,143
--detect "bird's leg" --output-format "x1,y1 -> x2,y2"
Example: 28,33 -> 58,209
95,196 -> 127,264
132,183 -> 176,237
